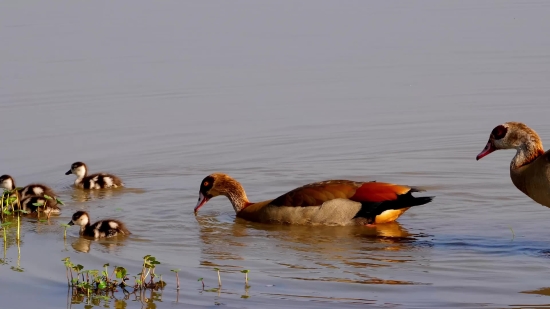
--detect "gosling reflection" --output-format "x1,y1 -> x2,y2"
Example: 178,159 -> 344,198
70,188 -> 115,202
69,187 -> 144,203
71,236 -> 127,253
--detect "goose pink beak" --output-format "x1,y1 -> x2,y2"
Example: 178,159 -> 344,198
194,192 -> 210,214
476,141 -> 496,160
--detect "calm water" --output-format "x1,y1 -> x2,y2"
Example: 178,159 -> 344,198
2,1 -> 550,308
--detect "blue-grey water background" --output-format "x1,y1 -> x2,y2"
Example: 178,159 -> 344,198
1,1 -> 550,308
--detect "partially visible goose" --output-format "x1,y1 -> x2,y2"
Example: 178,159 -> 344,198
68,211 -> 131,238
65,162 -> 124,189
477,122 -> 550,207
0,174 -> 57,200
194,173 -> 433,225
20,195 -> 61,217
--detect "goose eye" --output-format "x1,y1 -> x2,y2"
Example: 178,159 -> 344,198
203,181 -> 209,187
491,125 -> 508,140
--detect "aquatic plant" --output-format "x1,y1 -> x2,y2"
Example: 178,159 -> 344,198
171,268 -> 180,290
61,255 -> 166,302
1,188 -> 19,216
214,267 -> 222,286
197,277 -> 205,289
241,269 -> 250,286
139,255 -> 165,290
60,223 -> 71,239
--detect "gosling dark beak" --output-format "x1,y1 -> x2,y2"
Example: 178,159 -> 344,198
67,221 -> 74,226
65,170 -> 72,175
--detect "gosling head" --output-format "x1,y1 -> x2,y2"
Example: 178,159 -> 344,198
0,175 -> 15,191
66,162 -> 88,177
68,211 -> 90,227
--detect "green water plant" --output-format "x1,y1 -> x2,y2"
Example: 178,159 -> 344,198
138,255 -> 165,290
62,256 -> 160,299
60,223 -> 71,239
197,277 -> 205,289
171,269 -> 180,290
240,269 -> 250,286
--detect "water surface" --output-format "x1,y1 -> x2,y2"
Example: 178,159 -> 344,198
2,1 -> 550,308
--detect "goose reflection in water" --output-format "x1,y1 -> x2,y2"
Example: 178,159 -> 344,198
195,212 -> 431,286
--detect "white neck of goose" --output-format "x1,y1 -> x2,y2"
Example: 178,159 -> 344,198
220,180 -> 250,213
510,133 -> 544,170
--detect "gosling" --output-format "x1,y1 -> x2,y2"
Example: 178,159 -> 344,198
65,162 -> 124,189
0,174 -> 57,200
68,211 -> 131,238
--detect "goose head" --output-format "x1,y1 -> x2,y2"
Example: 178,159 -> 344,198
194,173 -> 248,214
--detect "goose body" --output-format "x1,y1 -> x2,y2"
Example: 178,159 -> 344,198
477,122 -> 550,207
68,211 -> 131,238
194,173 -> 433,225
65,162 -> 124,189
0,174 -> 57,200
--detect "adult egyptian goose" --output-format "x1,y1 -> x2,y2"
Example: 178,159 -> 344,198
194,173 -> 433,225
476,122 -> 550,207
65,162 -> 124,189
0,174 -> 57,200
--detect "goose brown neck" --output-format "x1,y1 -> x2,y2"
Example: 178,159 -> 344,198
216,176 -> 251,213
511,132 -> 544,169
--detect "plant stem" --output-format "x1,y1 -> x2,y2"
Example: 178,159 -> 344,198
217,270 -> 221,287
16,213 -> 20,241
176,272 -> 180,290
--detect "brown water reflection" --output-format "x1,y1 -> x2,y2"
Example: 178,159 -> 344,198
196,213 -> 427,286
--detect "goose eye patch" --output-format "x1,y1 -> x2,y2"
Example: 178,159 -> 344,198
491,125 -> 508,140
